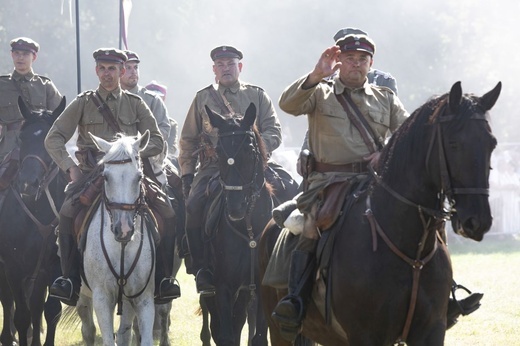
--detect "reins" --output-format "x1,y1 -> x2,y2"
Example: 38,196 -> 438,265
97,156 -> 155,315
217,128 -> 268,301
367,98 -> 489,344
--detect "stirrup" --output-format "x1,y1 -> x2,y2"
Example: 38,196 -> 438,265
272,295 -> 305,342
196,269 -> 216,297
451,284 -> 482,315
49,277 -> 78,306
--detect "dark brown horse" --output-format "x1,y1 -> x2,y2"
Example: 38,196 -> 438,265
202,103 -> 273,346
0,97 -> 67,346
260,81 -> 501,345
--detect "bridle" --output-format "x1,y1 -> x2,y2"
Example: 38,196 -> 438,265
366,98 -> 491,345
372,99 -> 491,220
216,128 -> 267,298
98,156 -> 154,315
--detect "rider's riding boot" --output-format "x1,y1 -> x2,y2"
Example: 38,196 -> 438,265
155,218 -> 181,304
186,227 -> 215,296
447,291 -> 483,329
272,237 -> 318,342
49,216 -> 80,306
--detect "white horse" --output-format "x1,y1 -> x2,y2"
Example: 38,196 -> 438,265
79,131 -> 156,346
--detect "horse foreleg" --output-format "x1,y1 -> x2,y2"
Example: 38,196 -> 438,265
91,292 -> 116,346
153,302 -> 172,346
200,296 -> 212,346
12,286 -> 31,346
117,301 -> 136,346
0,270 -> 15,346
43,296 -> 62,346
28,277 -> 47,346
76,291 -> 96,346
133,298 -> 155,346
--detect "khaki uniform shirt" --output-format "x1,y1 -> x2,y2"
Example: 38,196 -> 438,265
281,74 -> 408,214
44,85 -> 164,173
0,70 -> 62,161
280,74 -> 408,165
179,80 -> 282,177
128,85 -> 171,142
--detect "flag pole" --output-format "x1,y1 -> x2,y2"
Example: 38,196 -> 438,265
119,0 -> 123,49
75,0 -> 81,93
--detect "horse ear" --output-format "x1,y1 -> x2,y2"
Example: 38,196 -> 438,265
52,96 -> 67,121
448,81 -> 462,114
136,130 -> 150,152
205,105 -> 226,129
242,103 -> 257,129
88,132 -> 112,153
480,81 -> 502,111
18,96 -> 33,121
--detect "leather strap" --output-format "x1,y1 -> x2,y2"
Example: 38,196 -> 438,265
208,85 -> 235,116
91,91 -> 122,133
315,161 -> 368,174
335,92 -> 383,153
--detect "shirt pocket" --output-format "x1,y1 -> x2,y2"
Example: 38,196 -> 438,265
317,103 -> 347,136
0,100 -> 23,123
367,109 -> 390,129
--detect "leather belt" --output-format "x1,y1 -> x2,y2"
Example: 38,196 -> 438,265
315,161 -> 369,173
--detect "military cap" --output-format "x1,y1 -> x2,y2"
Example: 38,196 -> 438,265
145,80 -> 167,98
124,50 -> 140,63
10,37 -> 39,54
336,34 -> 376,56
210,46 -> 243,61
333,27 -> 368,42
92,48 -> 127,64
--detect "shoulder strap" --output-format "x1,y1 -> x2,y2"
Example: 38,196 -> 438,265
335,92 -> 383,153
91,91 -> 122,132
208,86 -> 235,116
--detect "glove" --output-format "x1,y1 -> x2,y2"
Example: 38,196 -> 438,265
181,174 -> 194,200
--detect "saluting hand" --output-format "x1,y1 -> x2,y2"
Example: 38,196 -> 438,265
303,46 -> 342,88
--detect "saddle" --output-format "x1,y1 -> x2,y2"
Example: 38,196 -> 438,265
316,178 -> 360,231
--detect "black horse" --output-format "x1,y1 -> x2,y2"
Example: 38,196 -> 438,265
0,97 -> 67,346
260,81 -> 501,345
199,103 -> 275,346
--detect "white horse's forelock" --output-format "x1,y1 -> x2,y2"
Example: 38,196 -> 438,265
100,135 -> 140,166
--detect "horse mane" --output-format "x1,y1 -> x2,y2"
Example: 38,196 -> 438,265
377,91 -> 481,187
66,134 -> 141,197
252,125 -> 269,170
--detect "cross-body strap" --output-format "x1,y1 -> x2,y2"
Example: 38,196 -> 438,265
208,85 -> 235,116
335,92 -> 383,153
91,91 -> 122,133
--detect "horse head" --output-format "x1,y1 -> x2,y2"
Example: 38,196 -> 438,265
442,82 -> 501,240
205,103 -> 267,221
16,96 -> 66,201
90,131 -> 150,242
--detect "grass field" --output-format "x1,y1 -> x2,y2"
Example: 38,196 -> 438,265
2,235 -> 519,345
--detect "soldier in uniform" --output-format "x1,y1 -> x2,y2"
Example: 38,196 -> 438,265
272,30 -> 484,340
0,37 -> 62,162
120,50 -> 180,299
271,31 -> 409,341
45,48 -> 178,306
298,27 -> 398,160
145,81 -> 179,159
179,45 -> 284,295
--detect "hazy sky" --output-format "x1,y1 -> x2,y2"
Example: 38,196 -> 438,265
1,0 -> 518,149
